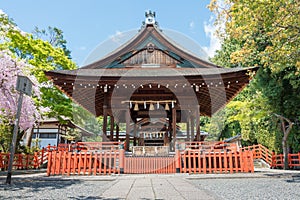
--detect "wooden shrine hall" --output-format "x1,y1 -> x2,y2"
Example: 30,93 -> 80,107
45,11 -> 258,151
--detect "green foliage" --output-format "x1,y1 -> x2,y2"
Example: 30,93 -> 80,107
72,104 -> 102,135
208,0 -> 300,152
33,26 -> 72,59
0,116 -> 13,152
0,13 -> 77,121
0,12 -> 91,149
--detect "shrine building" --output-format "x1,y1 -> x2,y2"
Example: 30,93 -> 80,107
45,11 -> 258,152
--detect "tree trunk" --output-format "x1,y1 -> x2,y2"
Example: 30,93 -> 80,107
275,114 -> 294,170
24,127 -> 33,147
282,137 -> 289,170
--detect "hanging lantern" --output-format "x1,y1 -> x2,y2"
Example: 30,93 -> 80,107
157,102 -> 159,109
171,101 -> 174,108
144,101 -> 147,109
149,103 -> 154,110
129,101 -> 132,108
134,103 -> 139,111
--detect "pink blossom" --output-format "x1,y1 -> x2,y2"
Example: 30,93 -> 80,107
0,50 -> 41,131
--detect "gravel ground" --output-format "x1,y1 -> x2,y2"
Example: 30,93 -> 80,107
0,177 -> 115,199
0,171 -> 300,200
188,174 -> 300,200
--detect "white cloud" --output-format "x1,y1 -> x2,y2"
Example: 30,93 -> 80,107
110,31 -> 125,44
202,16 -> 222,58
0,9 -> 6,15
189,21 -> 195,29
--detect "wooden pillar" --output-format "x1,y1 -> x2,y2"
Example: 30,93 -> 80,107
164,128 -> 169,146
172,107 -> 177,151
195,110 -> 200,141
119,146 -> 125,174
102,93 -> 108,142
191,116 -> 195,141
186,115 -> 190,142
116,124 -> 120,141
125,109 -> 130,151
133,123 -> 137,146
166,119 -> 172,146
110,116 -> 114,141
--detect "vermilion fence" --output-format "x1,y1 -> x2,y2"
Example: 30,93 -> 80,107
0,148 -> 49,170
0,153 -> 37,170
240,144 -> 272,166
178,149 -> 254,174
46,142 -> 122,176
177,141 -> 238,152
124,156 -> 176,174
47,150 -> 120,176
4,142 -> 300,175
271,152 -> 300,169
240,144 -> 300,169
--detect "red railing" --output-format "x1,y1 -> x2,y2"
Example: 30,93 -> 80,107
47,150 -> 121,176
55,142 -> 122,152
76,142 -> 121,151
178,150 -> 254,174
9,142 -> 297,174
271,152 -> 300,169
240,144 -> 300,169
124,156 -> 176,174
177,141 -> 238,152
240,144 -> 272,166
0,153 -> 38,170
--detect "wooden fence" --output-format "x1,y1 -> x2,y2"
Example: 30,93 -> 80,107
178,150 -> 254,174
0,153 -> 38,170
124,156 -> 176,174
8,142 -> 300,175
240,144 -> 300,169
177,141 -> 238,152
240,144 -> 272,166
0,148 -> 49,171
271,152 -> 300,169
47,150 -> 120,176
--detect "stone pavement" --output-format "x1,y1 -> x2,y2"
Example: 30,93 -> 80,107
101,175 -> 216,199
1,168 -> 300,200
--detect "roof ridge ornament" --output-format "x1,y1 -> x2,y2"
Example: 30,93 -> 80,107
142,10 -> 159,27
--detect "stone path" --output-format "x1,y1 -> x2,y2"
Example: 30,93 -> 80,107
1,168 -> 300,199
101,175 -> 216,200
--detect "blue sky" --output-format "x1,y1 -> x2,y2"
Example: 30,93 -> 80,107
1,0 -> 220,66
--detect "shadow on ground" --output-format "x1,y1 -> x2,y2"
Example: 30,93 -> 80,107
0,177 -> 83,200
263,172 -> 300,183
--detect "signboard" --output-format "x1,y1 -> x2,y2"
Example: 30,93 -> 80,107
16,75 -> 33,96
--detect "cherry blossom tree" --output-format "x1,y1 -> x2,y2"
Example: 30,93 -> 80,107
0,50 -> 41,151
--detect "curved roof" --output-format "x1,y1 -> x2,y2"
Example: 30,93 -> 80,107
83,28 -> 210,66
81,24 -> 218,69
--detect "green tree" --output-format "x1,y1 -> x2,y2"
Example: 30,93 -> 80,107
208,0 -> 300,156
0,12 -> 77,119
0,12 -> 82,148
32,26 -> 72,59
